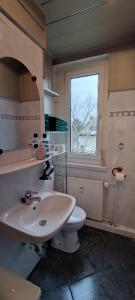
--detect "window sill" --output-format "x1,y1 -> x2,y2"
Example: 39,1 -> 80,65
66,162 -> 107,172
55,160 -> 107,173
67,153 -> 106,172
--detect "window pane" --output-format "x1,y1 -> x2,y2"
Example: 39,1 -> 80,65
70,74 -> 98,154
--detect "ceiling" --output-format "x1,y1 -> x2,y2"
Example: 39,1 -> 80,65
35,0 -> 135,63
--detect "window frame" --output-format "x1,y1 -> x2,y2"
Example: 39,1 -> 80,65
65,60 -> 108,165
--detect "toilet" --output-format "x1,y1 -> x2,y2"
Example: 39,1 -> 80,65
43,172 -> 86,253
51,205 -> 86,253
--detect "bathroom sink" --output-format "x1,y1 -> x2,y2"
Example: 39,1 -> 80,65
0,191 -> 75,243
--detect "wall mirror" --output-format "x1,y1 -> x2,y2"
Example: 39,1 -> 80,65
0,57 -> 41,151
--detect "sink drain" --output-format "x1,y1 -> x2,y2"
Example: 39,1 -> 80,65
39,219 -> 48,226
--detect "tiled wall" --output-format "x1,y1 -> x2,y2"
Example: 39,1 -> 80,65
20,100 -> 40,146
0,97 -> 21,150
107,90 -> 135,229
0,97 -> 40,150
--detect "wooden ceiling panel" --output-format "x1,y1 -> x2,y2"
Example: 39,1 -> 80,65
41,0 -> 97,24
34,0 -> 135,61
47,19 -> 135,56
47,1 -> 135,41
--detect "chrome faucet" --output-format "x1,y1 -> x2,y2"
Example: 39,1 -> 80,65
23,190 -> 41,205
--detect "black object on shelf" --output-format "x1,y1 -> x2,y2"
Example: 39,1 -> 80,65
45,114 -> 68,132
0,149 -> 3,155
34,144 -> 38,149
39,161 -> 54,180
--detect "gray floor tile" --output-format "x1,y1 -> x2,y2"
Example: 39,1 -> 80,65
70,267 -> 128,300
61,249 -> 95,284
28,257 -> 55,286
40,286 -> 73,300
29,226 -> 135,300
102,231 -> 135,271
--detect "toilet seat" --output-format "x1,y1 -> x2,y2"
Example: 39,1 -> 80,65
63,206 -> 86,232
67,206 -> 86,225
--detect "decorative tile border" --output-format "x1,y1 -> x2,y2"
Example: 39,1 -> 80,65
0,114 -> 40,120
0,96 -> 40,102
110,111 -> 135,117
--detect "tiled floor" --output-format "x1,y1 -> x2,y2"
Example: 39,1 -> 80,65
28,226 -> 135,299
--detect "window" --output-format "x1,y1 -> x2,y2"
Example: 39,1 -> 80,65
65,60 -> 108,163
70,74 -> 99,155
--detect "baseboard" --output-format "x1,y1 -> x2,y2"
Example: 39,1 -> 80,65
85,219 -> 135,239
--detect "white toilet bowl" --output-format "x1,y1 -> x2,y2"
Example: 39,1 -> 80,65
51,206 -> 86,253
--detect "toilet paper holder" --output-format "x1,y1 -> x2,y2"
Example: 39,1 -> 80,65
112,167 -> 126,177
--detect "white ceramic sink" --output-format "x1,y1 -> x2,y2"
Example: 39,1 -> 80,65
0,191 -> 75,243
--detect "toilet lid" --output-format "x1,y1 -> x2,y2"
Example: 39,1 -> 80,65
67,206 -> 86,225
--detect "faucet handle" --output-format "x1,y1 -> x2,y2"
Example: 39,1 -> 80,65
29,190 -> 38,195
22,190 -> 40,205
25,190 -> 38,197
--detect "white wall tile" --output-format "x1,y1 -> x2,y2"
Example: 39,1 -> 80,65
109,90 -> 135,111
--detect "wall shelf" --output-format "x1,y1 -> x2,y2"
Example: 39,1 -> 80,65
0,158 -> 45,175
0,152 -> 66,175
44,87 -> 59,97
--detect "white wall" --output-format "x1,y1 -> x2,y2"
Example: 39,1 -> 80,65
44,94 -> 56,115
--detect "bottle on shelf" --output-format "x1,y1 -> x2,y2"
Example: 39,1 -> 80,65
32,133 -> 39,149
35,141 -> 46,160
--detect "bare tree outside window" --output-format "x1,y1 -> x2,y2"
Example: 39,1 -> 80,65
70,74 -> 99,154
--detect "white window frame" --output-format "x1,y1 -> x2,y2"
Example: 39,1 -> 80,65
65,59 -> 108,165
